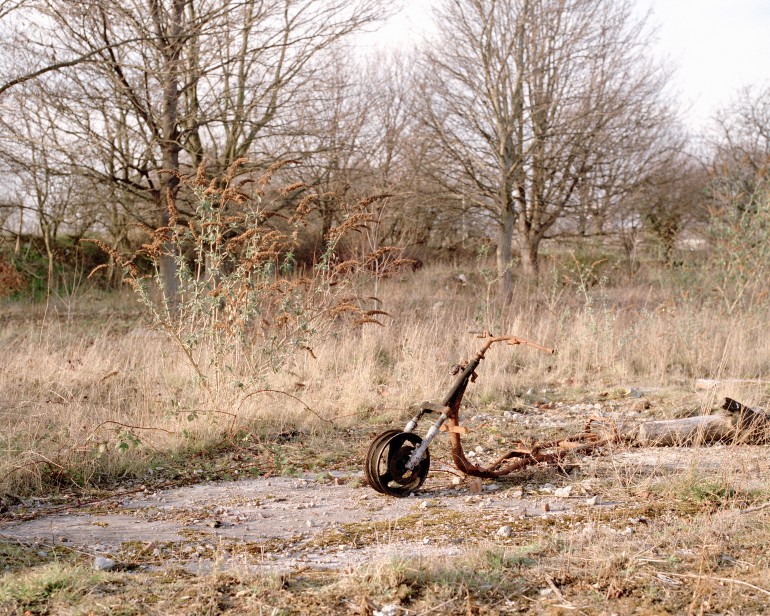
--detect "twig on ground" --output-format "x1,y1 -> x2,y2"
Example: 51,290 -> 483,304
740,501 -> 770,514
93,420 -> 174,435
654,571 -> 770,597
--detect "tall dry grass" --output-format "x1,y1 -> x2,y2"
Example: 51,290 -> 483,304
1,258 -> 769,496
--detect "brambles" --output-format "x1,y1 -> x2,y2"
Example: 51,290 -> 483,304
0,254 -> 24,297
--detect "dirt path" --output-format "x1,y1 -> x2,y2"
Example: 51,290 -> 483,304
2,445 -> 767,576
0,471 -> 584,573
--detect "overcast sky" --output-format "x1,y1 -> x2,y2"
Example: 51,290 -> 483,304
643,0 -> 770,129
360,0 -> 770,132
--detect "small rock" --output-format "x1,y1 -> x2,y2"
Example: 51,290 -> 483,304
511,489 -> 524,498
586,495 -> 599,506
483,483 -> 500,492
554,486 -> 573,498
93,556 -> 116,571
542,502 -> 550,513
469,477 -> 483,494
373,604 -> 400,616
496,525 -> 512,538
206,520 -> 222,528
419,500 -> 430,509
306,520 -> 314,528
621,526 -> 634,536
451,477 -> 462,486
474,445 -> 485,454
422,537 -> 431,545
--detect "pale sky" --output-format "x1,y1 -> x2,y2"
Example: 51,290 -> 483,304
360,0 -> 770,132
642,0 -> 770,129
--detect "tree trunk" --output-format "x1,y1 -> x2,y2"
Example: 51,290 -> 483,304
41,223 -> 54,298
518,236 -> 540,279
496,209 -> 515,302
156,0 -> 185,311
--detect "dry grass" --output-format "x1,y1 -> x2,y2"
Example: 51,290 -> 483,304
1,260 -> 769,498
3,495 -> 770,614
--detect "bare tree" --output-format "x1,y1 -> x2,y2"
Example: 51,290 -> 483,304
4,0 -> 388,300
420,0 -> 674,297
698,86 -> 770,313
277,51 -> 424,258
0,83 -> 96,292
709,85 -> 770,213
0,0 -> 25,20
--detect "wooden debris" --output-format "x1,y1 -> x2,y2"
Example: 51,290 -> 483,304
636,415 -> 734,446
633,397 -> 770,446
722,397 -> 770,444
695,378 -> 768,391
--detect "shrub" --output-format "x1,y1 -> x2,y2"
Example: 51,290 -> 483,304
85,160 -> 408,409
704,182 -> 770,314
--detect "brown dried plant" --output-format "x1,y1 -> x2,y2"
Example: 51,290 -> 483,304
0,254 -> 26,297
87,160 -> 407,412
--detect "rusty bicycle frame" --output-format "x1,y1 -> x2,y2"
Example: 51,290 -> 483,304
364,332 -> 608,497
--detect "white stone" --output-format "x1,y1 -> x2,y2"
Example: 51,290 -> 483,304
373,604 -> 400,616
554,486 -> 573,498
586,495 -> 599,506
93,556 -> 116,571
496,525 -> 512,538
